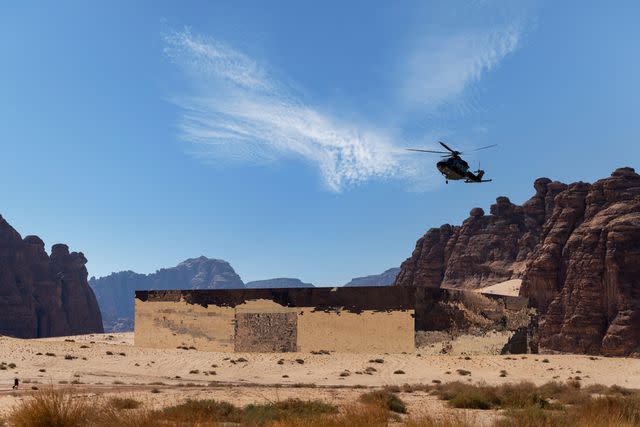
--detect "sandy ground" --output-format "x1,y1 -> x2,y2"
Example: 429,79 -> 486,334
0,332 -> 638,424
476,279 -> 522,297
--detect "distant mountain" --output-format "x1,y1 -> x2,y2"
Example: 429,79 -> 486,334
245,278 -> 314,288
344,268 -> 400,287
90,256 -> 244,332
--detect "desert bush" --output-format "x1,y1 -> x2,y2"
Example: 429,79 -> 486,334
498,394 -> 640,427
109,397 -> 142,410
244,399 -> 337,424
404,414 -> 476,427
157,399 -> 241,423
359,389 -> 407,413
9,388 -> 92,427
432,381 -> 553,410
268,403 -> 388,427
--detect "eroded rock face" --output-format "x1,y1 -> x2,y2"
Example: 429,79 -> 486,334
395,179 -> 564,289
0,216 -> 103,338
522,168 -> 640,355
395,167 -> 640,355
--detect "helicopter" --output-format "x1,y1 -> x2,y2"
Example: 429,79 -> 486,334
407,141 -> 497,184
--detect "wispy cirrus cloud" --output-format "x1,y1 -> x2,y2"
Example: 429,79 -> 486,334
165,15 -> 525,191
401,25 -> 521,111
165,30 -> 400,192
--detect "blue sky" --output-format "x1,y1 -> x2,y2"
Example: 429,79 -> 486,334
1,1 -> 639,285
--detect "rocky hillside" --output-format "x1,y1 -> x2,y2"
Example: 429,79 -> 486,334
344,268 -> 400,287
90,257 -> 244,332
395,167 -> 640,356
245,278 -> 313,288
0,215 -> 103,338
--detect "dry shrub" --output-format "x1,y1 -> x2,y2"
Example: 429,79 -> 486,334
359,390 -> 407,413
268,403 -> 388,427
498,395 -> 640,427
495,406 -> 561,427
9,388 -> 93,427
157,399 -> 241,423
433,381 -> 553,410
244,399 -> 337,424
109,397 -> 142,410
404,414 -> 476,427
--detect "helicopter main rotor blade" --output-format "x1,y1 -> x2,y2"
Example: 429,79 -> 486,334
438,141 -> 456,153
468,144 -> 498,152
406,148 -> 451,154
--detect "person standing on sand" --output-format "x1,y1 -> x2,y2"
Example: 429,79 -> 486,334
12,378 -> 19,389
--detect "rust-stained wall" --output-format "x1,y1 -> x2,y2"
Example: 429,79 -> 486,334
134,287 -> 534,354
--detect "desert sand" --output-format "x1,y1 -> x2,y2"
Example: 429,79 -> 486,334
475,279 -> 522,297
0,332 -> 639,425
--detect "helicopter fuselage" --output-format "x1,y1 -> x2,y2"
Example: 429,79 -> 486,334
406,141 -> 494,183
436,156 -> 470,180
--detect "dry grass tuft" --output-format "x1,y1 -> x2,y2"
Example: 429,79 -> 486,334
269,403 -> 389,427
9,388 -> 93,427
359,389 -> 407,413
109,397 -> 142,410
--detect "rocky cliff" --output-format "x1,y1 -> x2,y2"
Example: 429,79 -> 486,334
90,256 -> 245,332
0,215 -> 103,338
395,168 -> 640,356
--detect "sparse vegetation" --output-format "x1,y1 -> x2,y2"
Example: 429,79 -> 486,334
456,369 -> 471,376
9,388 -> 92,427
109,397 -> 142,410
394,370 -> 406,375
360,389 -> 407,414
7,382 -> 639,427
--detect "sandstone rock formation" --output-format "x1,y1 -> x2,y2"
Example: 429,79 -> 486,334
395,168 -> 640,356
0,215 -> 103,338
521,167 -> 640,356
344,267 -> 400,287
90,256 -> 245,332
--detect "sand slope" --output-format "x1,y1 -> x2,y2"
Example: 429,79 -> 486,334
476,279 -> 522,297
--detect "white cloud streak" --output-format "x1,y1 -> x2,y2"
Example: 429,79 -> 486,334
165,30 -> 400,192
166,21 -> 523,191
402,26 -> 521,110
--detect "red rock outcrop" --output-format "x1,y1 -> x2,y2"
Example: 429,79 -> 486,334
395,167 -> 640,355
395,178 -> 566,289
0,215 -> 103,338
522,167 -> 640,355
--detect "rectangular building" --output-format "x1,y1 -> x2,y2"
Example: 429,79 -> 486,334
134,286 -> 533,354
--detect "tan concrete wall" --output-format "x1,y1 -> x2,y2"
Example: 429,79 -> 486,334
134,299 -> 235,352
135,297 -> 415,353
297,309 -> 414,353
